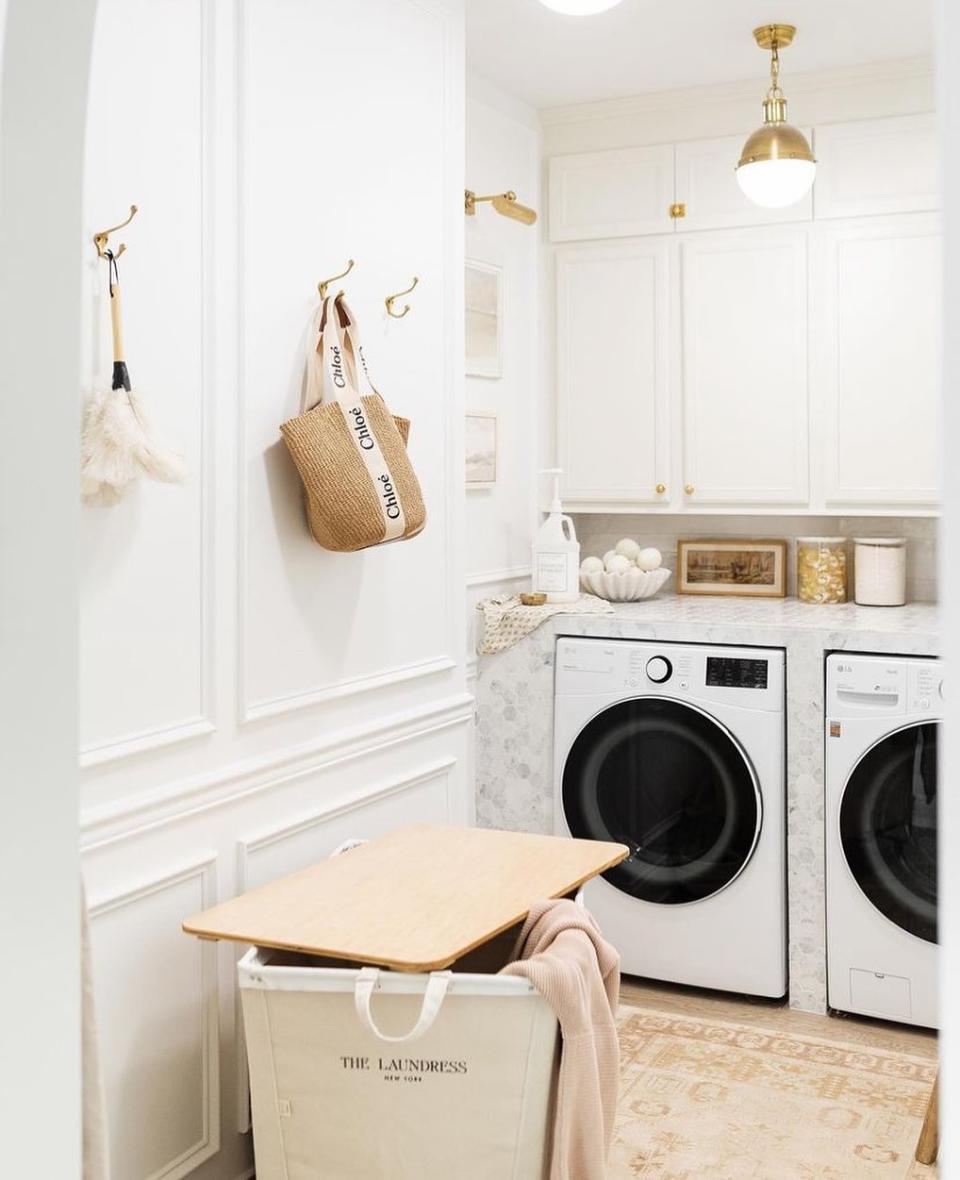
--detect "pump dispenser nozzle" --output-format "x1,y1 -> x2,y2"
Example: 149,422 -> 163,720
540,467 -> 564,513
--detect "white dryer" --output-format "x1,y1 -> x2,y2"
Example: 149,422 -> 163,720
825,653 -> 940,1029
554,638 -> 786,998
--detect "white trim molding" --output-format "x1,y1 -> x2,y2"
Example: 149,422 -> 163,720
80,691 -> 474,849
88,855 -> 221,1180
465,565 -> 532,588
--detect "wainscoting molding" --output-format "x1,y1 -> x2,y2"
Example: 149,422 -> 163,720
465,564 -> 532,588
89,855 -> 220,1180
79,0 -> 218,771
80,691 -> 474,849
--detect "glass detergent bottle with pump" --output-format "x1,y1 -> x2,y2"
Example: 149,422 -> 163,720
532,469 -> 580,603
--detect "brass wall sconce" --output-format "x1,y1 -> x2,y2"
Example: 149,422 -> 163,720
465,189 -> 538,226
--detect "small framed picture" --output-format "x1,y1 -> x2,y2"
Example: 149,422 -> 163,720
465,412 -> 497,488
677,538 -> 788,598
465,260 -> 502,379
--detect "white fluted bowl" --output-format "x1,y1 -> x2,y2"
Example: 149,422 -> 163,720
580,566 -> 671,603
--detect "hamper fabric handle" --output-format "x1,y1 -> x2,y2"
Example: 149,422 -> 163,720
354,967 -> 451,1043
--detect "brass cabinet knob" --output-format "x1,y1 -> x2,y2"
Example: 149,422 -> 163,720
684,483 -> 695,495
655,483 -> 666,495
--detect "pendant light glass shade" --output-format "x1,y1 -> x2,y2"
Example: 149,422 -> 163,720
736,25 -> 816,209
538,0 -> 624,13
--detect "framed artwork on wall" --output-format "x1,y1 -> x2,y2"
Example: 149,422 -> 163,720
465,260 -> 502,379
677,538 -> 788,597
465,412 -> 497,489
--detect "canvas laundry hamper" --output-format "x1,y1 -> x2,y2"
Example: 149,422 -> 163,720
239,933 -> 560,1180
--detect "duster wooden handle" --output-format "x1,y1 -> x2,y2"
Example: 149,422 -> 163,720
109,277 -> 125,364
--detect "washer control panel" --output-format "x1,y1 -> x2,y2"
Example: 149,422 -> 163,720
555,638 -> 784,712
826,654 -> 942,719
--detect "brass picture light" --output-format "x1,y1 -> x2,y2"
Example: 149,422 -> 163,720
465,189 -> 538,226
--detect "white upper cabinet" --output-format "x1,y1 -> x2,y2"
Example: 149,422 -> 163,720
814,214 -> 940,507
549,145 -> 676,242
681,228 -> 809,506
556,240 -> 672,504
814,114 -> 939,219
675,133 -> 813,232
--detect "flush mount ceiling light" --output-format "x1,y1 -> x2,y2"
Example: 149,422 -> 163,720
538,0 -> 624,14
736,24 -> 816,208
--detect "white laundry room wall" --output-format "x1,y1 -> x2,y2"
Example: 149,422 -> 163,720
464,77 -> 542,685
78,2 -> 467,1178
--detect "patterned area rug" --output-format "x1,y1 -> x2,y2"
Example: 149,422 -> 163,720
613,1005 -> 937,1179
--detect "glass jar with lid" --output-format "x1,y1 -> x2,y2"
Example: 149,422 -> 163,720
796,537 -> 847,604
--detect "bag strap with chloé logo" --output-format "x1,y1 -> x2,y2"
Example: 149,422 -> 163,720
309,297 -> 407,542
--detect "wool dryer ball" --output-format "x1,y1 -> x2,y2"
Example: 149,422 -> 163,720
614,538 -> 641,561
580,555 -> 604,575
605,553 -> 633,575
636,547 -> 663,571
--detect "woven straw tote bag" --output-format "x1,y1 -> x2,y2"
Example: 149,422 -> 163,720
281,297 -> 426,551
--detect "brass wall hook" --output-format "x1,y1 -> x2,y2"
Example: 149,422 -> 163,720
385,276 -> 419,319
93,204 -> 139,259
318,259 -> 355,298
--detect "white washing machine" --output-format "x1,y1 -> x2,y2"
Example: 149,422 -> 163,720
825,653 -> 940,1029
554,637 -> 787,998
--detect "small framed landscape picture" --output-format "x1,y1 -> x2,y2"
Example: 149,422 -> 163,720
465,412 -> 497,489
677,538 -> 788,598
465,260 -> 502,379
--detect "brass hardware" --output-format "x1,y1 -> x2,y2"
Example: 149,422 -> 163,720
736,24 -> 815,171
684,484 -> 695,495
465,189 -> 538,226
655,483 -> 666,494
385,276 -> 420,319
669,203 -> 686,219
753,23 -> 796,50
318,259 -> 355,299
93,204 -> 138,259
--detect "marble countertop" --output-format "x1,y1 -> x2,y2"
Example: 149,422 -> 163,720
557,592 -> 938,640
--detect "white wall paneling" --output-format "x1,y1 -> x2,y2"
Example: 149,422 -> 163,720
680,227 -> 809,506
814,113 -> 939,219
238,0 -> 461,727
80,0 -> 215,766
556,239 -> 672,505
79,1 -> 467,1177
548,144 -> 675,241
814,213 -> 941,507
88,857 -> 220,1180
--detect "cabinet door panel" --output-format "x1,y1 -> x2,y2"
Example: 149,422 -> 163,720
814,115 -> 939,219
675,133 -> 812,232
815,216 -> 940,507
557,242 -> 671,504
681,229 -> 809,505
549,145 -> 675,242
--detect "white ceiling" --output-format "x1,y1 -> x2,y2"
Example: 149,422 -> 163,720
466,0 -> 933,110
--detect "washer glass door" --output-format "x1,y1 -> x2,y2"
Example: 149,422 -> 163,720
562,697 -> 762,904
839,721 -> 938,943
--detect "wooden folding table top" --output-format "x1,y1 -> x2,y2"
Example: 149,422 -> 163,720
183,823 -> 628,972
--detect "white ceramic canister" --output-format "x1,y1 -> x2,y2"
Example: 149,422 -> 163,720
854,537 -> 907,606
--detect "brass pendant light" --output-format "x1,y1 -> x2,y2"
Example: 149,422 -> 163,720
736,24 -> 816,208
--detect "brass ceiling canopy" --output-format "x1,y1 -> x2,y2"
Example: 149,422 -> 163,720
735,23 -> 816,208
465,189 -> 538,226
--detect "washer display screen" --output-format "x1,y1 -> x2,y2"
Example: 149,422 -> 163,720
562,698 -> 762,904
706,657 -> 768,690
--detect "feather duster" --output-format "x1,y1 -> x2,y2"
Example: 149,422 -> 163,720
81,250 -> 185,501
